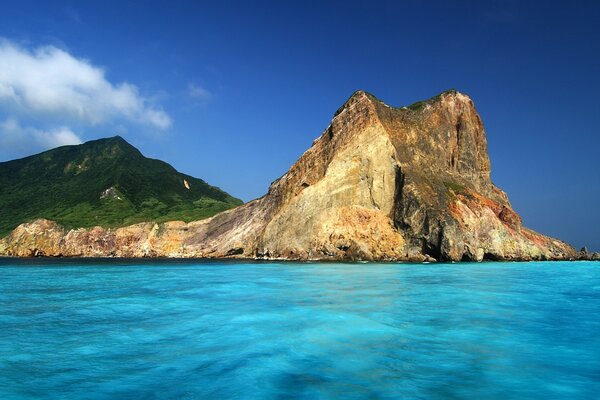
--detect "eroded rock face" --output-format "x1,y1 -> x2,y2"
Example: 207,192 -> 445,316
0,90 -> 580,261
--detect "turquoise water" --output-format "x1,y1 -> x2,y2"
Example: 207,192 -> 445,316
0,260 -> 599,399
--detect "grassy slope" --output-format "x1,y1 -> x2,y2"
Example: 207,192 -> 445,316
0,136 -> 243,237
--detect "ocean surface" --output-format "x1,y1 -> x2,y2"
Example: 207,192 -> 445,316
0,260 -> 599,399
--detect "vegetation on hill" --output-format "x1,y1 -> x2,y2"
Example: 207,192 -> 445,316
0,136 -> 242,237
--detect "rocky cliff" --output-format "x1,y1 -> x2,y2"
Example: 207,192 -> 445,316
0,90 -> 581,261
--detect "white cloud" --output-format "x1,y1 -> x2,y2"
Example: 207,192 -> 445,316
0,117 -> 82,157
0,39 -> 171,129
188,82 -> 212,101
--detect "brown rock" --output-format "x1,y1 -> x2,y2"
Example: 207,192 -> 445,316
0,90 -> 578,261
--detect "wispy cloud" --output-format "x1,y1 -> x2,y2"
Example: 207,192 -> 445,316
188,82 -> 212,102
0,39 -> 172,130
0,117 -> 82,158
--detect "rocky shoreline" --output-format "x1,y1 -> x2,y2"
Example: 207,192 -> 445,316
0,217 -> 597,262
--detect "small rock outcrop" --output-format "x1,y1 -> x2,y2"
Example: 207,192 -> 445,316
0,90 -> 582,261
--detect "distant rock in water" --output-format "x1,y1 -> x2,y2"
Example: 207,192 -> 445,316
0,91 -> 580,260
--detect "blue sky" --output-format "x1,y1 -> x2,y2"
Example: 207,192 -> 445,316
0,1 -> 598,250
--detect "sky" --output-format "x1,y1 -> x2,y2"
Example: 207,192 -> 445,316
0,0 -> 598,250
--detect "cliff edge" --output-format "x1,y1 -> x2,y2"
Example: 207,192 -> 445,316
0,90 -> 580,261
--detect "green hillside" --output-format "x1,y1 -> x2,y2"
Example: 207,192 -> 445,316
0,136 -> 243,237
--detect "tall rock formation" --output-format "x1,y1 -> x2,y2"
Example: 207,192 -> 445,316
0,90 -> 577,261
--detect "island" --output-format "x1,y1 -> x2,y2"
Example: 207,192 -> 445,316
1,90 -> 597,261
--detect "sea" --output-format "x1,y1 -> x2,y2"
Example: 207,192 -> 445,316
0,259 -> 599,399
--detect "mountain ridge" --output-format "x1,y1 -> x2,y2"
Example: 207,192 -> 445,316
0,136 -> 242,237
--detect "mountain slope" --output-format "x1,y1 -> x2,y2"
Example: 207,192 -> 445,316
0,136 -> 242,236
0,91 -> 579,260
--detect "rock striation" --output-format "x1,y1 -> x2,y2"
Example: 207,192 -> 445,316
0,90 -> 582,261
